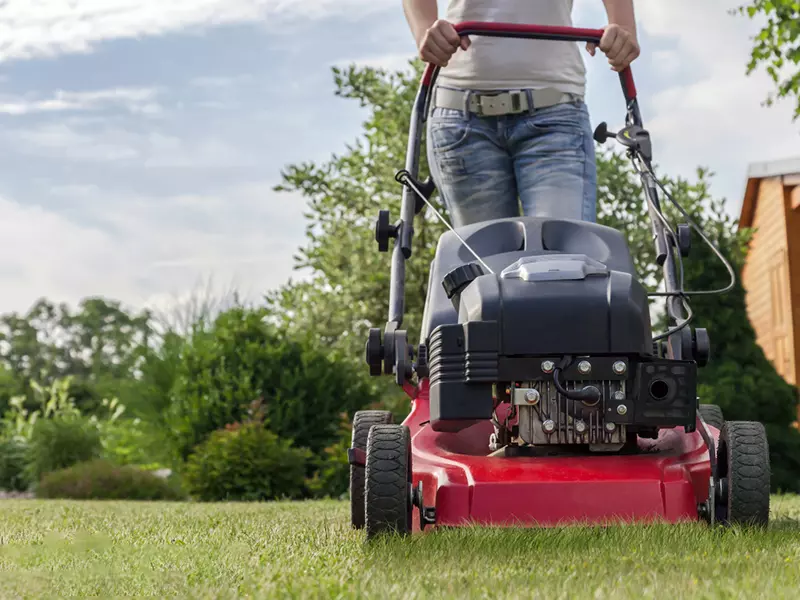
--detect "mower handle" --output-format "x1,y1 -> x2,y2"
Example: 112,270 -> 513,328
421,21 -> 637,105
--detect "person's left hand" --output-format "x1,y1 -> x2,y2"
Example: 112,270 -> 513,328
586,24 -> 640,72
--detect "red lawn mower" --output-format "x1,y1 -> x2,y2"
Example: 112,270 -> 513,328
348,22 -> 771,538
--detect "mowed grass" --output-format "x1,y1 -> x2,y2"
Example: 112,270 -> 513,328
0,497 -> 799,599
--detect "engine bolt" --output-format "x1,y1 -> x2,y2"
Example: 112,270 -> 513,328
616,404 -> 628,415
613,390 -> 626,401
574,420 -> 587,434
605,422 -> 617,432
612,360 -> 627,375
525,389 -> 540,405
542,419 -> 556,434
541,360 -> 555,374
577,360 -> 592,375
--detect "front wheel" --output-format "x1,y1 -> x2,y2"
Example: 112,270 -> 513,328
365,424 -> 413,539
350,410 -> 394,529
715,421 -> 770,526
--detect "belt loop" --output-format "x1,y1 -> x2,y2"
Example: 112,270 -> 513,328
525,89 -> 535,115
463,89 -> 472,118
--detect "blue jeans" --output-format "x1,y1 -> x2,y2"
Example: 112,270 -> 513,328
425,92 -> 597,229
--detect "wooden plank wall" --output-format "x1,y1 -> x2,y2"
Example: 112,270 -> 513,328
741,177 -> 795,387
785,184 -> 800,390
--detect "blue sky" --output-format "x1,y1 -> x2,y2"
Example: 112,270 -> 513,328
0,0 -> 797,315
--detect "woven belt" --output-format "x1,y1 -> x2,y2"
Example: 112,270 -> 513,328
433,86 -> 577,116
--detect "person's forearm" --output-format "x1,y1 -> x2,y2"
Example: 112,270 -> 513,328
602,0 -> 637,37
402,0 -> 439,48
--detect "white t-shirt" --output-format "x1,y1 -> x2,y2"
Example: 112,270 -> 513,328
437,0 -> 586,95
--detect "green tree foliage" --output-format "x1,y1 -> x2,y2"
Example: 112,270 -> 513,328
270,59 -> 800,492
0,297 -> 153,414
266,62 -> 447,361
737,0 -> 800,119
167,306 -> 381,461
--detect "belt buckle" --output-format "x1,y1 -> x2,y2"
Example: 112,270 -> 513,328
478,91 -> 523,116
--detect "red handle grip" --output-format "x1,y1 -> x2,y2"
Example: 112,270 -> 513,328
421,21 -> 637,103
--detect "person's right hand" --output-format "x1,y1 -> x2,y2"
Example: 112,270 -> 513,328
417,20 -> 470,67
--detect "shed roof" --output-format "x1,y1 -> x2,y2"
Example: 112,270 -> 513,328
739,156 -> 800,229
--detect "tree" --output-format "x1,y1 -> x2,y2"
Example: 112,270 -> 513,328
271,59 -> 800,491
737,0 -> 800,119
0,297 -> 153,414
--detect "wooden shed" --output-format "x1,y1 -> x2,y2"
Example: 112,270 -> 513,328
738,157 -> 800,404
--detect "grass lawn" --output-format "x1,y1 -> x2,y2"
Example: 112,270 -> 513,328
0,496 -> 799,598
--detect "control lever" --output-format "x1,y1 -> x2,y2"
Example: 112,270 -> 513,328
593,122 -> 653,162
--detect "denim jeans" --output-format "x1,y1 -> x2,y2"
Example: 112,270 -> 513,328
425,90 -> 597,229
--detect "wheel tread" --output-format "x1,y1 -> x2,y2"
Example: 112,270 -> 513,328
349,411 -> 393,529
720,420 -> 770,527
365,424 -> 411,539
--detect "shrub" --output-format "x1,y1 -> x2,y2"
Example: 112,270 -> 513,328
168,306 -> 380,461
26,416 -> 102,483
100,417 -> 177,472
37,459 -> 186,500
184,421 -> 311,502
0,437 -> 29,492
306,413 -> 351,499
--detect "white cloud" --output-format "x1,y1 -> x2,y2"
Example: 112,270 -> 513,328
0,0 -> 394,62
633,0 -> 800,212
0,182 -> 310,314
333,53 -> 415,74
0,87 -> 161,116
8,122 -> 255,167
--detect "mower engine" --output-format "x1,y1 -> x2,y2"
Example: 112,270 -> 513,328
416,224 -> 707,452
509,377 -> 627,451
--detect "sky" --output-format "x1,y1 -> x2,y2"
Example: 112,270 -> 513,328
0,0 -> 797,316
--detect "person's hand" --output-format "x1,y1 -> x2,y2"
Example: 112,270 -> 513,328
417,20 -> 470,67
586,24 -> 640,72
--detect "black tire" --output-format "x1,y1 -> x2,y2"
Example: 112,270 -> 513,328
699,404 -> 725,431
716,421 -> 770,526
364,424 -> 412,539
350,410 -> 394,529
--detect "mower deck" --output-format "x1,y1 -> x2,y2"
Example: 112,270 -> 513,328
405,382 -> 715,531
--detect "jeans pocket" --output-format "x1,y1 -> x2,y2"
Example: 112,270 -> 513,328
429,110 -> 471,154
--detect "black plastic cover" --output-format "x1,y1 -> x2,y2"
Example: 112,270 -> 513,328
420,217 -> 639,343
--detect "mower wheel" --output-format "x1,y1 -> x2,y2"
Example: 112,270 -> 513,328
699,404 -> 724,431
365,424 -> 412,539
715,421 -> 770,527
350,410 -> 394,529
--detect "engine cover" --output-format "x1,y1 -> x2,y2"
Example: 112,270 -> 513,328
454,254 -> 652,356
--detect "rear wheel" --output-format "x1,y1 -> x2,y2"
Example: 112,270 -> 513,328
365,424 -> 412,539
699,404 -> 724,431
350,410 -> 393,529
715,421 -> 770,526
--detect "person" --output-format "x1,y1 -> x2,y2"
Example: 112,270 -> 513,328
402,0 -> 640,228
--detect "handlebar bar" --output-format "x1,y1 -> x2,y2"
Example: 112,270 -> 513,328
420,21 -> 638,105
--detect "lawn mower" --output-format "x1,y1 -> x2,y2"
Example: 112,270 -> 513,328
348,22 -> 771,538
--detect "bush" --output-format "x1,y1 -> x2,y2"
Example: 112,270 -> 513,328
184,421 -> 311,502
306,413 -> 351,499
168,306 -> 380,461
26,416 -> 102,483
100,417 -> 177,472
37,459 -> 186,500
0,437 -> 29,492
